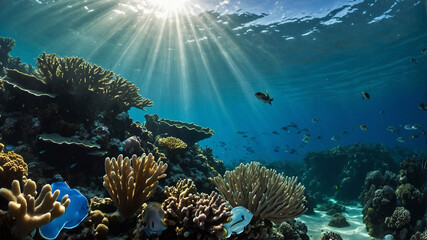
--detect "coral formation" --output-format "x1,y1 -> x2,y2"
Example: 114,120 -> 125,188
144,114 -> 214,145
103,153 -> 168,218
211,161 -> 306,224
0,179 -> 70,239
328,213 -> 350,228
0,143 -> 28,188
321,231 -> 343,240
0,37 -> 34,76
385,207 -> 410,229
158,136 -> 188,150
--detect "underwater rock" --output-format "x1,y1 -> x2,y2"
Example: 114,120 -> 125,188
144,113 -> 214,145
328,213 -> 350,228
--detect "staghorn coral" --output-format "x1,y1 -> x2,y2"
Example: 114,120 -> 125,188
0,179 -> 70,239
158,136 -> 187,150
103,153 -> 168,218
0,143 -> 28,188
163,192 -> 198,235
385,207 -> 411,229
144,114 -> 214,145
211,162 -> 306,224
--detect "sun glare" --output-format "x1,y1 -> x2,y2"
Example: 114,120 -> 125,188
147,0 -> 191,13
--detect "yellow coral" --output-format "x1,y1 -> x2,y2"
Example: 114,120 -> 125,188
164,178 -> 197,199
103,153 -> 168,218
0,143 -> 28,188
158,137 -> 187,150
0,179 -> 70,239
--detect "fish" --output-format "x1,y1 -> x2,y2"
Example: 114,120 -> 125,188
255,90 -> 274,105
379,110 -> 384,115
410,58 -> 418,64
422,159 -> 427,170
302,136 -> 310,143
386,126 -> 395,132
70,163 -> 78,168
342,131 -> 348,135
422,130 -> 426,136
317,136 -> 322,139
223,206 -> 253,238
422,48 -> 426,54
272,131 -> 280,135
404,124 -> 413,130
312,118 -> 318,123
142,202 -> 167,236
360,125 -> 367,131
361,91 -> 370,100
412,124 -> 421,130
411,135 -> 419,139
236,131 -> 247,135
419,103 -> 427,111
5,146 -> 15,151
331,136 -> 339,141
396,137 -> 406,143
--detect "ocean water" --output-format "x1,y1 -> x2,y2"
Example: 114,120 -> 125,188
1,0 -> 426,164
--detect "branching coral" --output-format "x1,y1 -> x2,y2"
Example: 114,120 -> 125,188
164,178 -> 197,200
158,136 -> 187,150
0,143 -> 28,188
211,162 -> 306,224
0,179 -> 70,239
103,153 -> 168,218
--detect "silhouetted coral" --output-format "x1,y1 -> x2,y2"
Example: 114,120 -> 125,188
144,114 -> 214,145
385,207 -> 410,229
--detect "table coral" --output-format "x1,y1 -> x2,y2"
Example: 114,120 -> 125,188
211,161 -> 307,224
103,153 -> 168,219
0,179 -> 70,240
0,143 -> 28,188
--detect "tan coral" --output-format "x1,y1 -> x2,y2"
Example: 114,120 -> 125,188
0,179 -> 70,239
103,153 -> 168,218
164,178 -> 197,199
0,143 -> 28,188
158,136 -> 187,150
211,162 -> 306,224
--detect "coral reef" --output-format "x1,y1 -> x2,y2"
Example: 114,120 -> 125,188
0,36 -> 34,76
103,153 -> 168,218
0,143 -> 28,188
144,114 -> 214,145
0,179 -> 70,239
385,207 -> 411,229
302,143 -> 399,202
211,161 -> 306,224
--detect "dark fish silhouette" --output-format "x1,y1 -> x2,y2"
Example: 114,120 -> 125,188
361,91 -> 370,100
422,159 -> 427,171
419,103 -> 427,111
255,90 -> 274,105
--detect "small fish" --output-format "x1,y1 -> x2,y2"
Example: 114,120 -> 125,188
5,146 -> 15,151
361,91 -> 370,100
312,118 -> 318,123
422,48 -> 426,54
422,159 -> 427,170
379,110 -> 384,115
223,206 -> 253,238
342,131 -> 348,135
360,125 -> 367,131
422,130 -> 426,136
317,136 -> 322,139
236,131 -> 247,135
302,136 -> 310,143
410,58 -> 418,64
39,150 -> 46,154
142,202 -> 167,237
396,136 -> 406,143
386,126 -> 395,132
404,124 -> 413,130
70,163 -> 78,168
272,131 -> 280,135
255,90 -> 274,105
331,136 -> 339,141
419,103 -> 427,111
412,124 -> 421,130
411,135 -> 419,139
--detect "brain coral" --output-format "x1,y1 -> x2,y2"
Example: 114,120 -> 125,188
0,143 -> 28,188
158,137 -> 187,150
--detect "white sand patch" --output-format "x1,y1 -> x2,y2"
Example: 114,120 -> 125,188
297,205 -> 373,240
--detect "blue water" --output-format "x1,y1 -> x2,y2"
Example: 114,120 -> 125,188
1,0 -> 426,163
